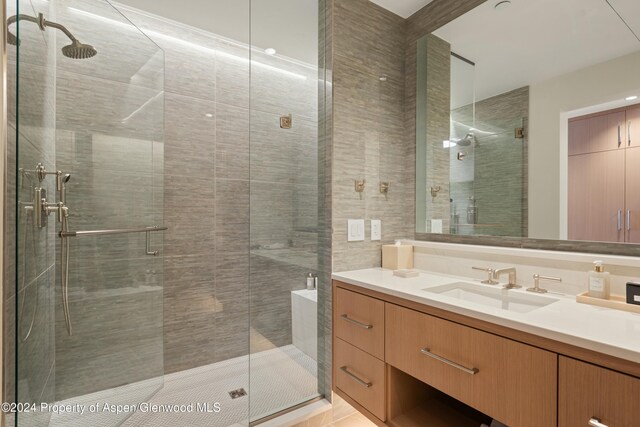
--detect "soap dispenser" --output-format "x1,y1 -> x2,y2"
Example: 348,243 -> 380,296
588,261 -> 611,300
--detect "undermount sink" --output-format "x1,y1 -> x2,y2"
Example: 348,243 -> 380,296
424,282 -> 558,313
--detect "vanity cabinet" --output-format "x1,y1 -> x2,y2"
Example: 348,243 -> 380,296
334,288 -> 387,422
334,338 -> 386,421
385,304 -> 557,427
559,357 -> 640,427
333,280 -> 640,427
335,287 -> 385,359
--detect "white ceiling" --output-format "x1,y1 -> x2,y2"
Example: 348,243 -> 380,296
433,0 -> 640,103
369,0 -> 434,18
114,0 -> 318,65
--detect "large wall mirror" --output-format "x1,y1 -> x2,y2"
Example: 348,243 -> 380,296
416,0 -> 640,246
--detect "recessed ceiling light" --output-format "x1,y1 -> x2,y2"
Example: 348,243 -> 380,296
495,0 -> 511,10
626,96 -> 638,101
265,48 -> 277,55
205,113 -> 213,118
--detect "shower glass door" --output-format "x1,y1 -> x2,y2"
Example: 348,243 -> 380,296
249,0 -> 325,422
10,0 -> 165,425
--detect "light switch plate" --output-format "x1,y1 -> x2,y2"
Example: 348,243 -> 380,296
347,219 -> 365,242
371,219 -> 381,241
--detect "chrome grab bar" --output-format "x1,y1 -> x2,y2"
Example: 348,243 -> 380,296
60,225 -> 167,238
340,314 -> 373,329
420,348 -> 479,375
588,417 -> 608,427
339,366 -> 372,388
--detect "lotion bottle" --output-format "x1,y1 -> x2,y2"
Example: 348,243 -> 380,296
588,261 -> 610,299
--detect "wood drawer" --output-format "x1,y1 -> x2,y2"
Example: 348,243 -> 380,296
334,338 -> 386,421
335,286 -> 384,359
559,356 -> 640,427
385,303 -> 557,427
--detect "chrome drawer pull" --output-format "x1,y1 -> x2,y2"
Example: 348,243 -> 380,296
339,366 -> 372,388
340,314 -> 373,329
588,417 -> 608,427
420,348 -> 479,375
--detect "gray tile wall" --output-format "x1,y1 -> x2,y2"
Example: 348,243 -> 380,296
117,6 -> 322,380
450,87 -> 529,237
423,34 -> 451,233
330,0 -> 489,271
331,0 -> 413,273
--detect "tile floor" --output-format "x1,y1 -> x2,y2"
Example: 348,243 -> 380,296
47,345 -> 318,427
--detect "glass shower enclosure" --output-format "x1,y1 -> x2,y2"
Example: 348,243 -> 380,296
6,0 -> 327,426
9,0 -> 165,425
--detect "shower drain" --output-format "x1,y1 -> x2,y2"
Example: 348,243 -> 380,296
228,388 -> 248,399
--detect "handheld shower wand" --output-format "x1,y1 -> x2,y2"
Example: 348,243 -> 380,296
59,174 -> 73,335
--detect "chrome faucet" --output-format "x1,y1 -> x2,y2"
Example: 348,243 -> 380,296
472,267 -> 499,285
527,274 -> 562,294
492,267 -> 520,289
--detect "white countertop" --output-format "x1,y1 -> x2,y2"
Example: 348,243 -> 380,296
333,268 -> 640,364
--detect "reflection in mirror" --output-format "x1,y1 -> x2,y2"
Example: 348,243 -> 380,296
416,0 -> 640,244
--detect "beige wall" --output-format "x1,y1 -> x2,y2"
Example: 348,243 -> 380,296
529,51 -> 640,240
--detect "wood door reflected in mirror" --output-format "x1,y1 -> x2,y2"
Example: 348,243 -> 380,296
416,0 -> 640,244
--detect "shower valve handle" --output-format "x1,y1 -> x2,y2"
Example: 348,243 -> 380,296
43,201 -> 66,223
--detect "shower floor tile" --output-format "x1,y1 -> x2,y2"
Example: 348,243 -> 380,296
49,345 -> 318,427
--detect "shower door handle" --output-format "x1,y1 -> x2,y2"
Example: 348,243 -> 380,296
146,230 -> 159,256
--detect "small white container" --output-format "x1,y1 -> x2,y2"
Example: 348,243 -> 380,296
382,243 -> 413,270
587,261 -> 611,300
306,273 -> 317,290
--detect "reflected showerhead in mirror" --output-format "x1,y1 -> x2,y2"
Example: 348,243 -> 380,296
457,133 -> 478,147
6,13 -> 97,59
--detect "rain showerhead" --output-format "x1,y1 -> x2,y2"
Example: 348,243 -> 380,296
62,41 -> 97,59
7,13 -> 97,60
457,133 -> 478,147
